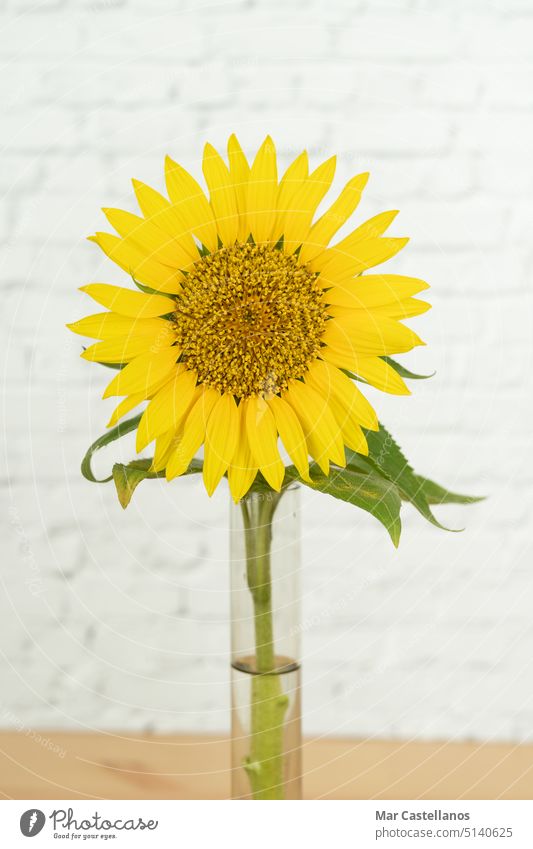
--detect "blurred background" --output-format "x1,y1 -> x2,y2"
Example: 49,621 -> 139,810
1,0 -> 532,746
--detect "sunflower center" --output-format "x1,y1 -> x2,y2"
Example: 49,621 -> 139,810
172,242 -> 326,398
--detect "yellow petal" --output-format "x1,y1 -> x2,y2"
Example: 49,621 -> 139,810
267,394 -> 310,482
132,179 -> 199,260
73,312 -> 170,339
307,375 -> 369,455
273,151 -> 308,241
152,427 -> 183,473
203,393 -> 240,495
337,209 -> 400,249
89,232 -> 183,293
203,142 -> 240,246
103,347 -> 179,398
324,312 -> 424,355
227,134 -> 251,242
80,283 -> 176,318
82,323 -> 175,363
337,419 -> 369,455
107,393 -> 145,428
298,172 -> 369,263
304,363 -> 371,454
106,374 -> 173,428
246,135 -> 278,244
165,155 -> 218,253
283,156 -> 337,253
102,208 -> 194,270
68,312 -> 171,340
136,366 -> 198,451
244,396 -> 284,491
322,274 -> 429,308
320,350 -> 410,395
313,236 -> 409,281
315,209 -> 402,276
372,297 -> 431,320
283,379 -> 345,472
166,387 -> 220,480
227,402 -> 258,502
355,357 -> 412,395
305,359 -> 378,430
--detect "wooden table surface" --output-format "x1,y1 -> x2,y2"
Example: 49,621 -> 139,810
1,732 -> 532,800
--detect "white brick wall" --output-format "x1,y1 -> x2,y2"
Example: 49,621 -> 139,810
2,0 -> 532,744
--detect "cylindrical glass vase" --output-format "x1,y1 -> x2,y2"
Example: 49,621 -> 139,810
230,485 -> 301,800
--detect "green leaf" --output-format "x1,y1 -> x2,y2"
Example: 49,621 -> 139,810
286,463 -> 403,546
382,356 -> 435,381
112,462 -> 153,509
81,414 -> 142,483
355,423 -> 477,532
112,457 -> 204,508
126,458 -> 161,473
414,475 -> 484,506
359,423 -> 449,530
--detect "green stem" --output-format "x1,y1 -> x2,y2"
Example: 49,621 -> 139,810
240,493 -> 289,800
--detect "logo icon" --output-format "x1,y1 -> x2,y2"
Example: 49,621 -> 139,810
20,810 -> 46,837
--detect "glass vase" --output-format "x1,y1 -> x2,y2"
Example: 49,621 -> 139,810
229,484 -> 302,800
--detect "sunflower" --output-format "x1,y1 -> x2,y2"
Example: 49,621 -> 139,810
69,135 -> 430,501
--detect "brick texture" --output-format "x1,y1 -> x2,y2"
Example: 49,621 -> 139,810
1,0 -> 532,744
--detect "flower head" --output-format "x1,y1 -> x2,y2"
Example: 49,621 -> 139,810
69,135 -> 430,501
